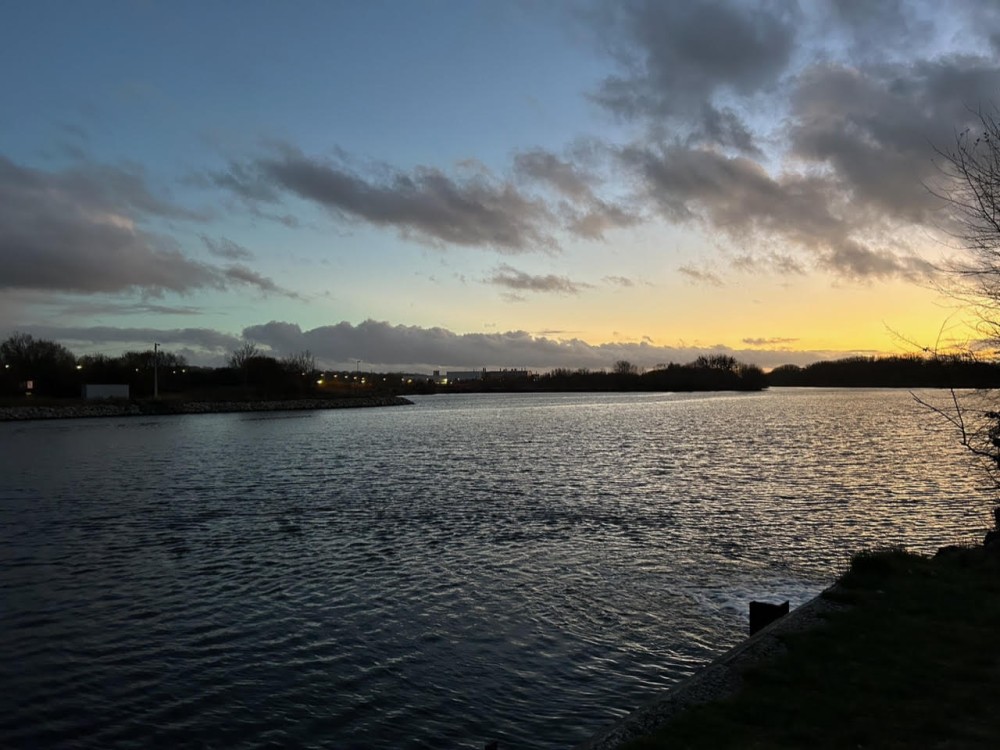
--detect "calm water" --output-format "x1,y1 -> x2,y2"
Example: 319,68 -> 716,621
0,389 -> 992,748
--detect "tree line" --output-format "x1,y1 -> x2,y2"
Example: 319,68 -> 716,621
527,355 -> 767,392
7,331 -> 1000,401
0,333 -> 408,400
767,355 -> 1000,389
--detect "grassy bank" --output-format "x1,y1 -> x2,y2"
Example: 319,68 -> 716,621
625,545 -> 1000,749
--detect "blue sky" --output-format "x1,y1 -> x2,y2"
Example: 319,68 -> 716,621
3,1 -> 999,370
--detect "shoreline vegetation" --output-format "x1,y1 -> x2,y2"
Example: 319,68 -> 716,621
8,336 -> 1000,402
4,351 -> 999,422
581,537 -> 1000,750
0,395 -> 413,422
6,333 -> 1000,407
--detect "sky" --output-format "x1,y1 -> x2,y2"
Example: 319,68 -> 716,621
3,0 -> 1000,372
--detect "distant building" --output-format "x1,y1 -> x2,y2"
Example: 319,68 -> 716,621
483,369 -> 529,381
445,370 -> 484,382
82,384 -> 130,399
445,368 -> 530,382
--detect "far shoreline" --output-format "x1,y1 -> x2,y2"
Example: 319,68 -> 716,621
0,395 -> 414,422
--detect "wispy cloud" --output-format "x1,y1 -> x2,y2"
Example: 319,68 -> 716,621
603,275 -> 636,287
486,264 -> 591,295
677,264 -> 723,286
201,235 -> 254,260
742,336 -> 799,347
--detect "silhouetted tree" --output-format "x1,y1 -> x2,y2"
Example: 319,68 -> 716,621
111,349 -> 188,397
0,333 -> 76,396
280,350 -> 318,395
694,354 -> 738,372
936,107 -> 1000,327
929,107 -> 1000,490
767,364 -> 803,386
613,360 -> 638,376
229,341 -> 260,370
229,341 -> 260,388
282,350 -> 315,374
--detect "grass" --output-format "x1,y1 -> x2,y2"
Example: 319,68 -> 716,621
623,545 -> 1000,749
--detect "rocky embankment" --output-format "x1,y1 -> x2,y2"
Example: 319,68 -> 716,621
0,396 -> 413,421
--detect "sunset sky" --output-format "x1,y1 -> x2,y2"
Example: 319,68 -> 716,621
3,1 -> 999,371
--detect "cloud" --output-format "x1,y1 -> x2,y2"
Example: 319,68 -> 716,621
731,252 -> 806,276
207,160 -> 282,203
223,264 -> 298,297
695,104 -> 762,156
213,143 -> 640,247
53,301 -> 204,316
201,235 -> 254,260
240,318 -> 879,371
677,264 -> 723,286
590,0 -> 796,129
575,1 -> 1000,283
788,58 -> 1000,226
486,264 -> 591,295
825,0 -> 937,59
564,199 -> 640,240
624,144 -> 933,281
513,146 -> 640,239
0,154 -> 288,296
742,336 -> 799,346
57,160 -> 209,222
9,324 -> 242,353
513,149 -> 594,199
214,147 -> 557,253
603,275 -> 636,287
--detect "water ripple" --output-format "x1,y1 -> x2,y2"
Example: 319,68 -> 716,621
0,389 -> 991,748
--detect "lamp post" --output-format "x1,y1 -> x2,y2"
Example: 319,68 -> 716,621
153,342 -> 159,399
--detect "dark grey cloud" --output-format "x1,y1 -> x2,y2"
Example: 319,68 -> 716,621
0,154 -> 288,296
513,149 -> 593,199
486,264 -> 590,295
624,144 -> 933,280
214,148 -> 557,253
821,243 -> 934,280
826,0 -> 936,59
575,0 -> 1000,284
513,147 -> 640,239
788,59 -> 1000,226
201,235 -> 254,260
241,318 -> 873,371
695,104 -> 762,156
590,0 -> 796,134
11,324 -> 241,353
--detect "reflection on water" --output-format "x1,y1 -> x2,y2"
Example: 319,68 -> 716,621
0,389 -> 990,748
